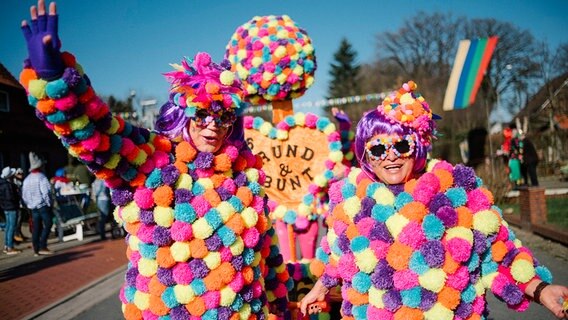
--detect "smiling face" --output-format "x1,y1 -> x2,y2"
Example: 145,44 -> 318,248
366,133 -> 416,184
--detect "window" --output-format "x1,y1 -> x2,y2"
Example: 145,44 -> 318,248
0,90 -> 8,112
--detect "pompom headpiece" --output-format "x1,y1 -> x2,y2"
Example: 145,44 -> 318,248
225,15 -> 317,105
376,81 -> 437,146
163,52 -> 245,119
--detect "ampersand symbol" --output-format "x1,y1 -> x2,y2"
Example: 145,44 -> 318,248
279,164 -> 292,177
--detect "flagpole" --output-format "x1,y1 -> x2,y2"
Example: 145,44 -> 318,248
485,95 -> 496,180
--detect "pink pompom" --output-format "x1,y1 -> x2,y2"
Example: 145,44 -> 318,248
369,240 -> 390,260
467,189 -> 491,212
472,296 -> 486,314
134,188 -> 154,209
170,221 -> 193,241
120,138 -> 136,156
325,160 -> 335,170
273,283 -> 288,298
130,251 -> 142,266
328,131 -> 340,142
219,247 -> 233,262
142,310 -> 158,320
172,263 -> 193,284
229,272 -> 244,292
190,196 -> 211,218
223,145 -> 239,161
84,99 -> 103,118
106,176 -> 123,189
139,158 -> 155,174
328,180 -> 345,204
337,253 -> 357,281
446,266 -> 470,291
153,151 -> 170,168
295,216 -> 309,230
78,153 -> 93,162
510,299 -> 530,312
446,238 -> 472,262
250,195 -> 265,213
496,225 -> 509,241
194,52 -> 212,66
413,172 -> 440,205
81,131 -> 101,151
54,93 -> 78,111
333,220 -> 348,236
202,291 -> 220,309
276,121 -> 290,130
252,281 -> 263,298
136,224 -> 154,243
221,178 -> 237,195
305,113 -> 318,128
243,116 -> 254,129
393,270 -> 419,290
355,217 -> 375,238
242,227 -> 260,248
398,222 -> 426,249
135,274 -> 151,292
367,306 -> 393,320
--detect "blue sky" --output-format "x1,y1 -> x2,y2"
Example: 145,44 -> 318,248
1,0 -> 567,117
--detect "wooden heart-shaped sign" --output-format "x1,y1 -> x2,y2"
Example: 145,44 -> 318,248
243,112 -> 346,229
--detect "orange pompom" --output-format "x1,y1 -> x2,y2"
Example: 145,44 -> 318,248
480,187 -> 494,205
386,242 -> 413,271
394,306 -> 422,320
123,303 -> 142,320
516,252 -> 533,263
149,275 -> 167,296
204,270 -> 225,291
203,188 -> 221,207
53,123 -> 72,136
149,294 -> 170,316
156,247 -> 176,268
213,153 -> 232,172
242,266 -> 254,284
255,213 -> 269,234
345,224 -> 359,240
404,179 -> 417,194
433,169 -> 454,192
185,296 -> 206,316
225,214 -> 244,235
399,201 -> 428,222
174,160 -> 188,174
456,207 -> 473,228
491,241 -> 508,262
153,185 -> 174,207
438,286 -> 461,310
175,141 -> 197,163
129,173 -> 146,188
345,287 -> 369,305
210,174 -> 226,188
95,168 -> 114,180
218,262 -> 237,284
309,260 -> 325,277
189,238 -> 208,258
236,187 -> 253,207
442,252 -> 460,274
139,143 -> 154,157
124,221 -> 141,235
36,99 -> 56,114
233,156 -> 247,171
19,68 -> 38,89
154,135 -> 173,153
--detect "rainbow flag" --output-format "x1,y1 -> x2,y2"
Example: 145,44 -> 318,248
443,37 -> 498,111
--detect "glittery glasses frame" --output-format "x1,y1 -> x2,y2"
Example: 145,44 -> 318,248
191,110 -> 236,129
365,134 -> 416,161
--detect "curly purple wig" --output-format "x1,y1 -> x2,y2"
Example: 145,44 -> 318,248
354,109 -> 432,182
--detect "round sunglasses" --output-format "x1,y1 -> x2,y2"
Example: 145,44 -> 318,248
191,109 -> 236,128
365,135 -> 416,161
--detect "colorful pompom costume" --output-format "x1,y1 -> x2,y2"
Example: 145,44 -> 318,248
310,163 -> 552,320
20,51 -> 293,320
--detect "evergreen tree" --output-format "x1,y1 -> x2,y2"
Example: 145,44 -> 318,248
328,38 -> 360,99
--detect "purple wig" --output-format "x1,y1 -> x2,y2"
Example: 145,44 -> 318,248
354,109 -> 431,182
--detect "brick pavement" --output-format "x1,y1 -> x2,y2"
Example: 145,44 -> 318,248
0,236 -> 127,320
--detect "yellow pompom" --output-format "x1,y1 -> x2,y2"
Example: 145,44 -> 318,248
174,285 -> 195,304
176,173 -> 193,190
154,206 -> 174,227
68,115 -> 89,130
107,117 -> 120,134
329,151 -> 344,163
121,202 -> 140,223
419,268 -> 446,293
128,234 -> 141,251
251,57 -> 263,67
217,202 -> 235,222
203,251 -> 221,270
251,251 -> 262,266
138,258 -> 158,277
423,302 -> 453,320
195,178 -> 213,190
104,154 -> 121,169
28,79 -> 48,100
170,241 -> 191,262
239,302 -> 252,320
276,130 -> 288,140
297,203 -> 311,217
368,287 -> 385,308
445,226 -> 473,243
192,218 -> 214,239
355,248 -> 378,273
294,112 -> 306,126
245,168 -> 259,182
220,70 -> 235,86
237,49 -> 247,59
385,214 -> 409,238
481,272 -> 498,288
133,291 -> 150,310
259,122 -> 272,136
343,197 -> 362,219
323,123 -> 336,135
314,175 -> 327,187
374,187 -> 395,205
220,287 -> 237,306
229,237 -> 244,255
473,210 -> 500,235
511,259 -> 536,283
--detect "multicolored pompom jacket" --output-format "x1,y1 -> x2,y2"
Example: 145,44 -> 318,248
19,52 -> 293,320
310,160 -> 552,320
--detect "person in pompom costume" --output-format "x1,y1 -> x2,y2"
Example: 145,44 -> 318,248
300,81 -> 568,319
18,1 -> 293,319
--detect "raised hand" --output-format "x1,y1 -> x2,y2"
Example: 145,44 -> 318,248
21,0 -> 63,80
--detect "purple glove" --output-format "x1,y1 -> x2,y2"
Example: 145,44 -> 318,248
333,110 -> 351,131
21,12 -> 63,80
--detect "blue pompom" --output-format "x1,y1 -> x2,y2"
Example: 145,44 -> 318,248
316,118 -> 330,131
401,287 -> 422,308
190,279 -> 206,295
145,169 -> 163,188
46,79 -> 69,99
371,204 -> 395,222
394,192 -> 414,210
535,266 -> 553,283
352,272 -> 372,293
422,214 -> 445,240
409,251 -> 429,275
161,287 -> 179,308
174,203 -> 196,223
138,242 -> 158,259
217,225 -> 236,246
204,209 -> 223,230
351,236 -> 370,252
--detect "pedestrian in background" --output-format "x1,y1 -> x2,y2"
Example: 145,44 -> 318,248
12,168 -> 28,242
22,152 -> 54,256
92,178 -> 110,240
0,167 -> 22,255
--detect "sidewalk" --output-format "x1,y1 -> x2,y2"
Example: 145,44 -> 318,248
0,225 -> 127,320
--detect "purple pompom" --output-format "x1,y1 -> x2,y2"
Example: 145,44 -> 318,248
337,234 -> 351,253
383,290 -> 402,312
194,152 -> 214,169
231,255 -> 244,271
157,267 -> 176,286
321,274 -> 340,288
473,230 -> 487,254
62,67 -> 82,87
453,164 -> 477,191
189,259 -> 209,278
419,288 -> 437,311
369,223 -> 393,243
429,193 -> 452,212
436,206 -> 458,227
455,302 -> 473,318
175,189 -> 192,203
153,226 -> 172,246
112,188 -> 133,206
205,234 -> 222,251
171,306 -> 190,320
126,267 -> 138,286
502,283 -> 524,305
161,165 -> 180,185
371,259 -> 394,289
139,209 -> 155,224
420,240 -> 445,268
234,172 -> 248,187
218,307 -> 232,319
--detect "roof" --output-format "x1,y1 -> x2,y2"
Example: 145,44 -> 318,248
0,63 -> 23,89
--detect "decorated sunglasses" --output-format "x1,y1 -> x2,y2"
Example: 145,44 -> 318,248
192,109 -> 236,128
365,135 -> 416,161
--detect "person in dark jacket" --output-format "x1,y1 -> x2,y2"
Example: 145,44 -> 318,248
0,167 -> 22,255
521,137 -> 539,187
